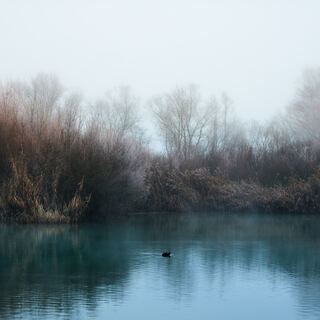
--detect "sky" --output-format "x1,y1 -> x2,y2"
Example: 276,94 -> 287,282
0,0 -> 320,122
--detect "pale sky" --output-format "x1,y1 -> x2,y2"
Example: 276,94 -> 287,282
1,0 -> 320,121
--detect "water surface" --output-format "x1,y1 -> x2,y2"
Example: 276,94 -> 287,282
1,213 -> 320,319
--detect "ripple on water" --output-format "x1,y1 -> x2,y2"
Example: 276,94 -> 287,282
0,213 -> 319,320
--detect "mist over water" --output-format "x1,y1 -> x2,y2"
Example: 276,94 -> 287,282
1,213 -> 320,320
1,1 -> 320,319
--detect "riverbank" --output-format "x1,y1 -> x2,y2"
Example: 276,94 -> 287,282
1,75 -> 320,223
143,165 -> 320,214
2,165 -> 320,224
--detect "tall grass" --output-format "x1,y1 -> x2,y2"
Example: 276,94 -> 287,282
0,156 -> 90,223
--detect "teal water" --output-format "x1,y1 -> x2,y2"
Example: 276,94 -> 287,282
0,213 -> 320,320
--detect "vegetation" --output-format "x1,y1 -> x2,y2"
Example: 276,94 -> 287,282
144,165 -> 320,214
1,69 -> 320,222
0,75 -> 147,222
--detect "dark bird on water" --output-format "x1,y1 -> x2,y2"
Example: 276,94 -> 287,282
162,252 -> 171,257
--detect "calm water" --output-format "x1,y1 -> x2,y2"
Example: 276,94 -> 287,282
0,213 -> 320,320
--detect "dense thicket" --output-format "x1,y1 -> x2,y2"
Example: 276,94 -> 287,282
1,70 -> 320,222
0,75 -> 147,222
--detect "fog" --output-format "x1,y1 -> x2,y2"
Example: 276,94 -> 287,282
1,0 -> 320,123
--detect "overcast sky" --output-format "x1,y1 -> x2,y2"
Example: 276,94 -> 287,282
1,0 -> 320,121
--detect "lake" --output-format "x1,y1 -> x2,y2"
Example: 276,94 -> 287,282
0,213 -> 320,320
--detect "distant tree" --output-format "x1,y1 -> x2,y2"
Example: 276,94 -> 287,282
286,68 -> 320,143
207,92 -> 246,167
89,86 -> 148,187
150,85 -> 211,163
91,86 -> 143,145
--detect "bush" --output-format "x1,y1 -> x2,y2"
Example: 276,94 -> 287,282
144,163 -> 320,214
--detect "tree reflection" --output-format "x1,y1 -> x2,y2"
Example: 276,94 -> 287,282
0,213 -> 320,319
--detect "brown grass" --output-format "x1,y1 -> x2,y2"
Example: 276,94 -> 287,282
0,157 -> 90,223
144,164 -> 320,214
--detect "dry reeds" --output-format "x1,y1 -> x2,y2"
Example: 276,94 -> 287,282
144,164 -> 320,214
0,157 -> 90,223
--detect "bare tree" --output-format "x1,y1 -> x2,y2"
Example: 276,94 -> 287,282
206,92 -> 246,155
11,74 -> 64,137
286,68 -> 320,143
150,85 -> 211,163
221,92 -> 233,145
91,86 -> 142,144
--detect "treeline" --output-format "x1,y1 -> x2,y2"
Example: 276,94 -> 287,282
1,70 -> 320,222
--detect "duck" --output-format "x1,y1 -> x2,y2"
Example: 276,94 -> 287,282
162,252 -> 171,257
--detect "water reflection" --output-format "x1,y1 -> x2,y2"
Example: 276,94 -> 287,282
0,213 -> 320,319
